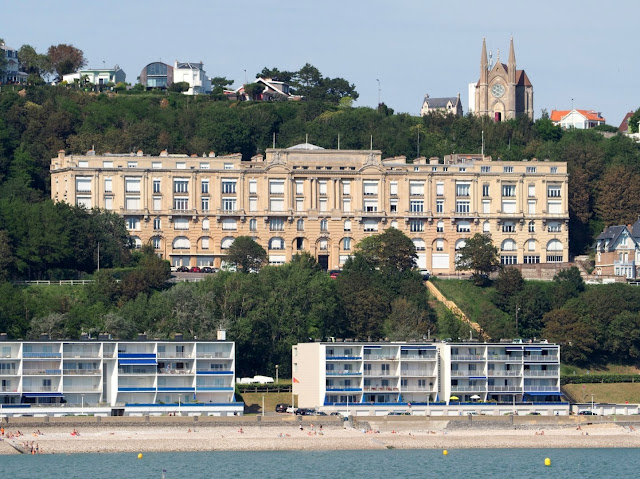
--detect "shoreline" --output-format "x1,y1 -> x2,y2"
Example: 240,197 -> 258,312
2,421 -> 639,454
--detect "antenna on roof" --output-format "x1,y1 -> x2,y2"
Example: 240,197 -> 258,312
273,132 -> 276,149
305,133 -> 309,145
481,130 -> 485,156
370,135 -> 373,150
338,134 -> 340,150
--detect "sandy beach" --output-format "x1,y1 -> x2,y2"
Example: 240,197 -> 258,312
2,419 -> 640,454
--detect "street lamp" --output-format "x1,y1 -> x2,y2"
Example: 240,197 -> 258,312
275,365 -> 279,385
262,395 -> 265,417
81,394 -> 85,415
178,395 -> 182,415
591,394 -> 595,414
515,304 -> 521,337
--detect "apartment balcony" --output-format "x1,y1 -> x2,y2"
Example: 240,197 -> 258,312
326,355 -> 362,361
157,352 -> 192,359
23,369 -> 62,375
326,370 -> 362,376
400,386 -> 434,392
362,386 -> 398,392
326,387 -> 363,392
196,352 -> 232,359
451,385 -> 486,392
63,369 -> 102,375
0,370 -> 19,376
364,371 -> 397,377
451,355 -> 485,361
23,352 -> 62,359
401,370 -> 435,377
63,352 -> 101,359
63,385 -> 102,392
488,386 -> 522,392
487,355 -> 523,362
524,355 -> 559,362
364,355 -> 399,361
451,370 -> 483,377
524,385 -> 560,392
524,370 -> 558,377
0,386 -> 19,392
488,370 -> 521,377
158,368 -> 194,375
401,354 -> 437,361
195,369 -> 233,375
22,386 -> 58,393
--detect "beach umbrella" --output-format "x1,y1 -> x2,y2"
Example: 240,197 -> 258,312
470,395 -> 481,400
450,396 -> 459,400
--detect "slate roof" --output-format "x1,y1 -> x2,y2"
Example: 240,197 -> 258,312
423,96 -> 458,108
595,220 -> 640,251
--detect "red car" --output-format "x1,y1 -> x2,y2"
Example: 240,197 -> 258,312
329,270 -> 341,279
189,266 -> 202,273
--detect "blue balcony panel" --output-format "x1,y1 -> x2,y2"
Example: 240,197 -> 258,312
196,387 -> 234,391
118,353 -> 157,359
196,371 -> 233,375
118,387 -> 155,392
157,387 -> 195,392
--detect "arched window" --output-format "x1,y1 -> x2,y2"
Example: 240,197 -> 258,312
526,239 -> 536,251
151,236 -> 162,249
297,219 -> 304,231
455,239 -> 467,250
318,239 -> 328,251
173,237 -> 190,249
344,220 -> 352,232
342,238 -> 352,251
131,236 -> 142,249
501,239 -> 517,251
269,237 -> 284,250
221,237 -> 235,249
201,237 -> 210,250
547,239 -> 563,251
413,238 -> 426,251
483,221 -> 490,233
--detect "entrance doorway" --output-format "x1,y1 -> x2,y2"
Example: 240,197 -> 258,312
318,255 -> 329,271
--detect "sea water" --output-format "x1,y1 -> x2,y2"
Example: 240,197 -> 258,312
2,448 -> 637,479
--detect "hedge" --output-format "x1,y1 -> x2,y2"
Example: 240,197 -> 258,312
560,374 -> 639,385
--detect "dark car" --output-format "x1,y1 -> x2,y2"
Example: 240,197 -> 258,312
189,266 -> 202,273
202,267 -> 213,273
578,411 -> 597,415
329,270 -> 341,280
177,266 -> 189,272
275,403 -> 290,413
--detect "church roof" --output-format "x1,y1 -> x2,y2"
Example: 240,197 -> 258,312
550,110 -> 605,123
516,70 -> 532,87
423,96 -> 458,108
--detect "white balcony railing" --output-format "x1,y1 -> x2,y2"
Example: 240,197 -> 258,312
488,386 -> 521,392
524,370 -> 558,377
451,385 -> 486,392
451,355 -> 485,361
524,355 -> 559,362
487,370 -> 521,377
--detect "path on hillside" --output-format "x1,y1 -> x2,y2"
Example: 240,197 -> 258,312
425,281 -> 490,340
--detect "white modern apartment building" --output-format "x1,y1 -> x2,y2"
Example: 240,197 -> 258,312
173,61 -> 211,95
0,335 -> 240,415
292,341 -> 561,413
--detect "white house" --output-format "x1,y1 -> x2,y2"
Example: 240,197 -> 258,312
62,66 -> 126,86
550,109 -> 605,129
0,42 -> 27,84
173,61 -> 211,95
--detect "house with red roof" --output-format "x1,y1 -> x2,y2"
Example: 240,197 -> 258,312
550,109 -> 605,129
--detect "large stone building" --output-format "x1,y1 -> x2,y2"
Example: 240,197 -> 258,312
50,146 -> 568,273
472,37 -> 533,121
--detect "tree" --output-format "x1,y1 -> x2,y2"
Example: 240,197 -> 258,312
355,228 -> 416,272
542,309 -> 597,364
628,108 -> 640,134
493,267 -> 524,310
47,44 -> 86,81
605,311 -> 640,360
0,229 -> 13,281
29,312 -> 67,340
210,76 -> 233,93
18,45 -> 51,81
384,297 -> 435,341
169,81 -> 190,93
243,82 -> 265,100
455,233 -> 500,285
256,67 -> 295,83
552,266 -> 585,308
226,236 -> 267,273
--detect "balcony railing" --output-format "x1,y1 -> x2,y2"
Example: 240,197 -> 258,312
0,369 -> 18,375
22,386 -> 57,392
63,369 -> 101,375
487,355 -> 522,361
400,370 -> 435,377
488,386 -> 521,392
524,385 -> 560,392
63,352 -> 101,358
326,370 -> 361,376
364,355 -> 398,361
63,386 -> 101,392
23,352 -> 62,358
23,369 -> 62,375
487,370 -> 521,377
158,369 -> 194,375
451,370 -> 481,377
362,386 -> 399,392
523,370 -> 558,377
196,352 -> 231,359
451,385 -> 486,392
401,354 -> 437,361
524,355 -> 558,362
400,386 -> 434,392
0,386 -> 18,392
157,352 -> 190,359
451,355 -> 485,361
364,371 -> 395,376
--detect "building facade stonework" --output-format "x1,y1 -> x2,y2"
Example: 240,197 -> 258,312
473,37 -> 533,121
50,146 -> 568,272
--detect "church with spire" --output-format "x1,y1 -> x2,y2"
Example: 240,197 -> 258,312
470,37 -> 533,121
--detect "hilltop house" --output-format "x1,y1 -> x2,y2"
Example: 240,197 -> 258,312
0,42 -> 27,84
594,219 -> 640,279
62,66 -> 126,86
551,109 -> 605,129
420,93 -> 462,116
225,77 -> 301,101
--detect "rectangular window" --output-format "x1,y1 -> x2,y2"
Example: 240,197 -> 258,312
456,221 -> 471,233
481,166 -> 491,173
174,197 -> 189,210
201,197 -> 209,211
364,199 -> 378,212
295,198 -> 304,211
222,180 -> 236,194
342,198 -> 351,212
436,239 -> 444,251
295,180 -> 304,195
319,198 -> 328,212
502,184 -> 516,197
344,220 -> 352,232
456,183 -> 470,197
76,177 -> 92,192
76,197 -> 91,208
222,198 -> 236,211
104,178 -> 112,193
269,180 -> 285,194
409,220 -> 424,232
528,200 -> 536,215
127,161 -> 137,168
363,220 -> 378,232
103,161 -> 113,168
482,184 -> 490,197
249,197 -> 258,212
483,221 -> 490,232
503,166 -> 513,173
125,197 -> 140,210
548,222 -> 561,232
436,200 -> 444,214
318,181 -> 327,196
528,184 -> 536,197
550,167 -> 558,174
547,255 -> 563,263
410,182 -> 425,196
523,255 -> 540,264
502,200 -> 516,214
270,218 -> 284,231
548,201 -> 562,214
501,255 -> 518,265
526,166 -> 537,173
363,181 -> 378,196
201,237 -> 209,249
125,178 -> 141,193
547,185 -> 561,197
153,179 -> 161,193
153,218 -> 161,230
176,162 -> 186,169
152,161 -> 162,169
528,221 -> 535,233
249,219 -> 256,231
343,238 -> 351,251
456,201 -> 470,214
201,180 -> 209,194
482,200 -> 490,214
390,199 -> 398,213
222,219 -> 237,231
343,180 -> 351,196
104,197 -> 113,210
436,182 -> 444,196
502,222 -> 516,233
249,180 -> 258,195
199,162 -> 209,170
202,218 -> 210,230
153,196 -> 161,211
174,179 -> 189,193
270,198 -> 284,212
410,200 -> 424,213
126,217 -> 140,230
389,181 -> 398,196
320,219 -> 328,232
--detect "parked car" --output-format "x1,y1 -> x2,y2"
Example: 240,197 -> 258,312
202,266 -> 213,273
329,412 -> 343,417
329,270 -> 341,279
170,265 -> 180,272
189,266 -> 202,273
314,411 -> 328,416
419,269 -> 431,281
578,411 -> 597,415
285,406 -> 298,414
177,266 -> 189,272
275,403 -> 290,413
387,411 -> 410,416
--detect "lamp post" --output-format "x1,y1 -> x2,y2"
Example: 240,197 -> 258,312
591,395 -> 594,414
275,365 -> 279,385
262,395 -> 265,417
515,304 -> 520,337
178,395 -> 182,415
81,394 -> 85,415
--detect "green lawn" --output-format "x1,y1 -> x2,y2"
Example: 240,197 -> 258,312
563,383 -> 640,404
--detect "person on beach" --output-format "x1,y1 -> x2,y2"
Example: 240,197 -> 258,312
238,428 -> 243,434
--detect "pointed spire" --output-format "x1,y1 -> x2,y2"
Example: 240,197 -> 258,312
480,38 -> 488,85
508,36 -> 516,84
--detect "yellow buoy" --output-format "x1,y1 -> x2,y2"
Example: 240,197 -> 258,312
443,450 -> 448,455
544,457 -> 551,466
138,453 -> 143,459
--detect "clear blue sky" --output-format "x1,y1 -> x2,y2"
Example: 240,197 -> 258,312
4,0 -> 639,125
